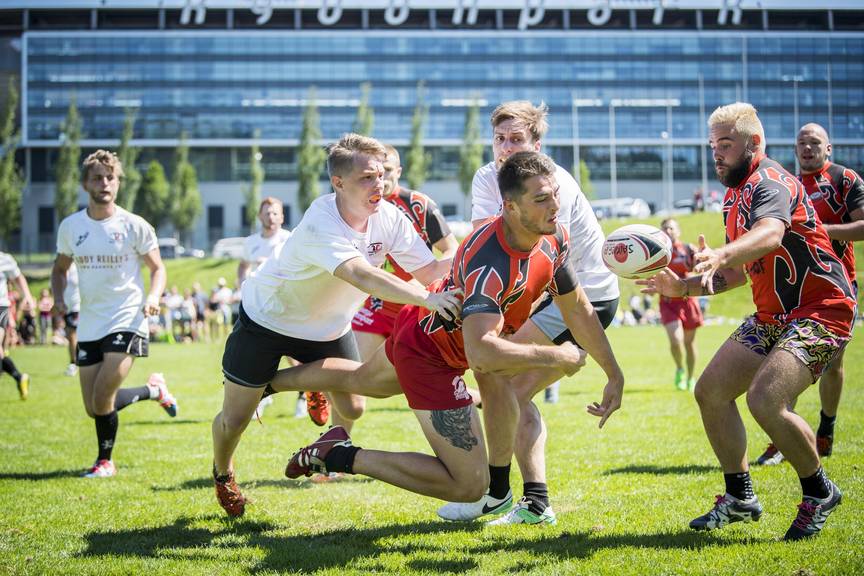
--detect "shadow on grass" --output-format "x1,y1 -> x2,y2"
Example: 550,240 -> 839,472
79,515 -> 733,572
151,476 -> 319,492
125,419 -> 206,426
603,464 -> 717,476
0,468 -> 83,480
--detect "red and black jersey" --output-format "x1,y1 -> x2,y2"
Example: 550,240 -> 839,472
723,153 -> 856,336
418,217 -> 577,369
799,162 -> 864,283
663,240 -> 696,303
373,186 -> 452,317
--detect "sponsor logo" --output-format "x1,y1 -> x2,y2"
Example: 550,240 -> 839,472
75,232 -> 89,247
451,376 -> 471,402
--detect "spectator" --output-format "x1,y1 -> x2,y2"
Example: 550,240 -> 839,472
37,288 -> 53,345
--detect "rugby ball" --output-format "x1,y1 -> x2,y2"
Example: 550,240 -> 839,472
601,224 -> 672,279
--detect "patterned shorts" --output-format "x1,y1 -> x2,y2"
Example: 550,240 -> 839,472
730,315 -> 849,382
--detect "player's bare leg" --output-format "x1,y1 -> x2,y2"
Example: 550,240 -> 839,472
269,343 -> 402,399
664,320 -> 686,390
288,405 -> 489,502
212,380 -> 265,476
329,331 -> 384,433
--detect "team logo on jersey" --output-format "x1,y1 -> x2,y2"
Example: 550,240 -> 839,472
75,232 -> 89,247
108,232 -> 125,244
451,376 -> 471,402
367,242 -> 383,256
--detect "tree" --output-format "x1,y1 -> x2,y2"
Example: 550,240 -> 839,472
116,108 -> 142,210
0,78 -> 23,248
244,130 -> 265,233
352,82 -> 374,136
135,160 -> 169,227
55,96 -> 81,221
577,158 -> 596,200
458,99 -> 484,219
297,88 -> 326,213
170,133 -> 202,244
404,81 -> 430,190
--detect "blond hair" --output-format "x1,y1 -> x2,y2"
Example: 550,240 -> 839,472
327,133 -> 387,178
490,101 -> 549,142
708,102 -> 766,152
81,149 -> 124,181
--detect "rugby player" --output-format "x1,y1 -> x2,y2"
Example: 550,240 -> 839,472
211,133 -> 459,516
280,151 -> 623,513
756,122 -> 864,465
0,251 -> 34,399
438,101 -> 621,525
52,150 -> 178,479
658,218 -> 703,391
639,103 -> 854,540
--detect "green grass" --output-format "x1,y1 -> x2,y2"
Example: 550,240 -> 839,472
1,327 -> 862,575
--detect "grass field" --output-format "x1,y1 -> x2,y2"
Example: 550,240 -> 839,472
1,323 -> 862,575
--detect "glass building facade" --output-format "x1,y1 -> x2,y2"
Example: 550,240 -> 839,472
3,3 -> 863,250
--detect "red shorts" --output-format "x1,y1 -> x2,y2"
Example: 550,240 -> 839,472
351,297 -> 398,337
385,305 -> 474,411
660,297 -> 703,330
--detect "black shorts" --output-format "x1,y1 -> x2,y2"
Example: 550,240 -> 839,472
532,296 -> 619,346
64,312 -> 79,331
0,306 -> 8,330
76,331 -> 149,367
222,305 -> 360,388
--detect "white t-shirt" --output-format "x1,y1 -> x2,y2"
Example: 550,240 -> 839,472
0,251 -> 21,307
56,207 -> 158,341
242,194 -> 435,341
242,228 -> 292,273
64,262 -> 81,313
471,161 -> 619,302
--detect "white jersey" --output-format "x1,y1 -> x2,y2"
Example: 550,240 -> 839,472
64,262 -> 81,313
471,161 -> 619,302
56,207 -> 158,341
242,194 -> 435,341
0,251 -> 21,307
242,228 -> 292,273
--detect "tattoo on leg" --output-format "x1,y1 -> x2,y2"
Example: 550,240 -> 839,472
430,407 -> 479,451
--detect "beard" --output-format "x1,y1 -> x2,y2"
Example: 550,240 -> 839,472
520,212 -> 557,236
716,149 -> 754,188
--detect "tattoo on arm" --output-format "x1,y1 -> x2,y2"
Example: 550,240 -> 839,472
430,407 -> 479,451
702,272 -> 728,295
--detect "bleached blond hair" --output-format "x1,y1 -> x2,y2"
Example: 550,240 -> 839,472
708,102 -> 766,152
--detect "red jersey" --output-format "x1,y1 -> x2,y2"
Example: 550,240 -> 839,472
723,153 -> 856,337
372,186 -> 451,317
663,240 -> 696,304
799,161 -> 864,283
419,217 -> 577,369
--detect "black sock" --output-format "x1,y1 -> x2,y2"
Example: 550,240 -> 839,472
817,411 -> 836,438
94,411 -> 119,461
523,482 -> 550,514
800,467 -> 831,500
114,387 -> 151,411
488,464 -> 511,499
324,444 -> 360,474
1,357 -> 22,382
724,471 -> 755,501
